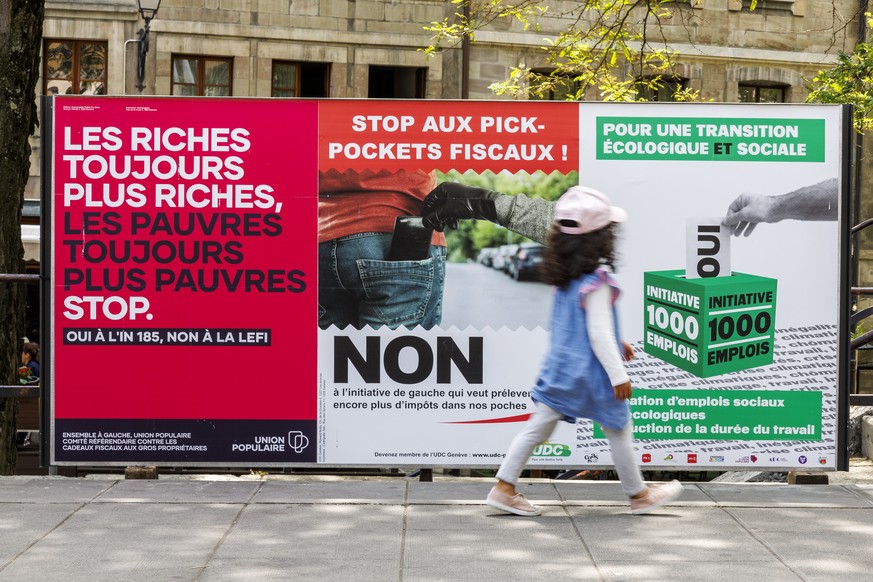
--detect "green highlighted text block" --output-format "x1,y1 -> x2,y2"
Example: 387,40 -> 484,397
594,389 -> 822,441
596,117 -> 825,162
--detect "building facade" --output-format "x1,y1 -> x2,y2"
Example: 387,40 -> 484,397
31,0 -> 863,188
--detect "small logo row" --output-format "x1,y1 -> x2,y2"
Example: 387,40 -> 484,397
641,453 -> 829,465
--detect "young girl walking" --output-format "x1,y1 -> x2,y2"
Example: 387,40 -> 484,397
486,186 -> 682,517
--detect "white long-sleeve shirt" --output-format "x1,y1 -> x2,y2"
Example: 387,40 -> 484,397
585,283 -> 630,387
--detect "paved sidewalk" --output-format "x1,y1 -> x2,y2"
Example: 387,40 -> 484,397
0,474 -> 872,581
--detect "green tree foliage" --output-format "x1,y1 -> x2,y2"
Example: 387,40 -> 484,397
422,0 -> 756,102
806,14 -> 873,132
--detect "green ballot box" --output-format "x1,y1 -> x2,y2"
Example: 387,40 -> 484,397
643,270 -> 777,378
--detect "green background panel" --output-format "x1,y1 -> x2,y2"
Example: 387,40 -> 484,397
593,389 -> 822,441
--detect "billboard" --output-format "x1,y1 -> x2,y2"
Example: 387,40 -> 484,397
48,97 -> 849,470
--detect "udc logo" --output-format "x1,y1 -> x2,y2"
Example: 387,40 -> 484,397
532,442 -> 571,457
531,441 -> 572,457
288,431 -> 310,453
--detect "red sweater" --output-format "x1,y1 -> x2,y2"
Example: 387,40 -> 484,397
318,169 -> 446,246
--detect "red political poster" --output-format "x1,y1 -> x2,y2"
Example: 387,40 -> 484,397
51,97 -> 318,463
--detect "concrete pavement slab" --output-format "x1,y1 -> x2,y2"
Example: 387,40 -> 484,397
0,476 -> 872,581
0,504 -> 81,565
218,504 -> 404,560
839,484 -> 873,504
728,507 -> 873,581
199,504 -> 406,580
93,479 -> 260,504
0,476 -> 113,503
0,503 -> 239,582
404,506 -> 596,580
253,478 -> 406,504
848,483 -> 873,503
407,480 -> 491,504
406,503 -> 573,532
569,507 -> 778,563
698,483 -> 872,507
200,557 -> 401,582
403,558 -> 600,582
594,561 -> 801,582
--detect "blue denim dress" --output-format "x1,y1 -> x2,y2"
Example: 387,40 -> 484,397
531,269 -> 630,430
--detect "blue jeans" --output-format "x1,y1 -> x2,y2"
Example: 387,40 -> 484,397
319,232 -> 446,329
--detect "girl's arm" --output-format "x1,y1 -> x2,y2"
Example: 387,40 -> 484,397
586,284 -> 631,399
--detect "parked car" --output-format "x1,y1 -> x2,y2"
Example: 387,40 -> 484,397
508,242 -> 544,281
492,244 -> 519,272
477,247 -> 496,267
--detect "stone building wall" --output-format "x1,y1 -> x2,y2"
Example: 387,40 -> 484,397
146,0 -> 448,98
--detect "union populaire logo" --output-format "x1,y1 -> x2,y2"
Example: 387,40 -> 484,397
288,431 -> 310,454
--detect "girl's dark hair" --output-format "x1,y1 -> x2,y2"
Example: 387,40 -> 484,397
539,222 -> 617,288
22,342 -> 39,362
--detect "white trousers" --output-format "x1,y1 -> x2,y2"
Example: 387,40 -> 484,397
495,402 -> 647,497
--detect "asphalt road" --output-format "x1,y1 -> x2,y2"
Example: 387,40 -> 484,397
441,262 -> 552,329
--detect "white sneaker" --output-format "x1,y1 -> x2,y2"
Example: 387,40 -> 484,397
486,486 -> 542,516
630,480 -> 683,515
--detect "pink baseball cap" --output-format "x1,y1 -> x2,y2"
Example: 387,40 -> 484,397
554,185 -> 627,234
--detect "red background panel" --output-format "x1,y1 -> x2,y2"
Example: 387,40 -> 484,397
52,97 -> 318,420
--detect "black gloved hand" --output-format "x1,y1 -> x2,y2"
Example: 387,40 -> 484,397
421,182 -> 501,231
